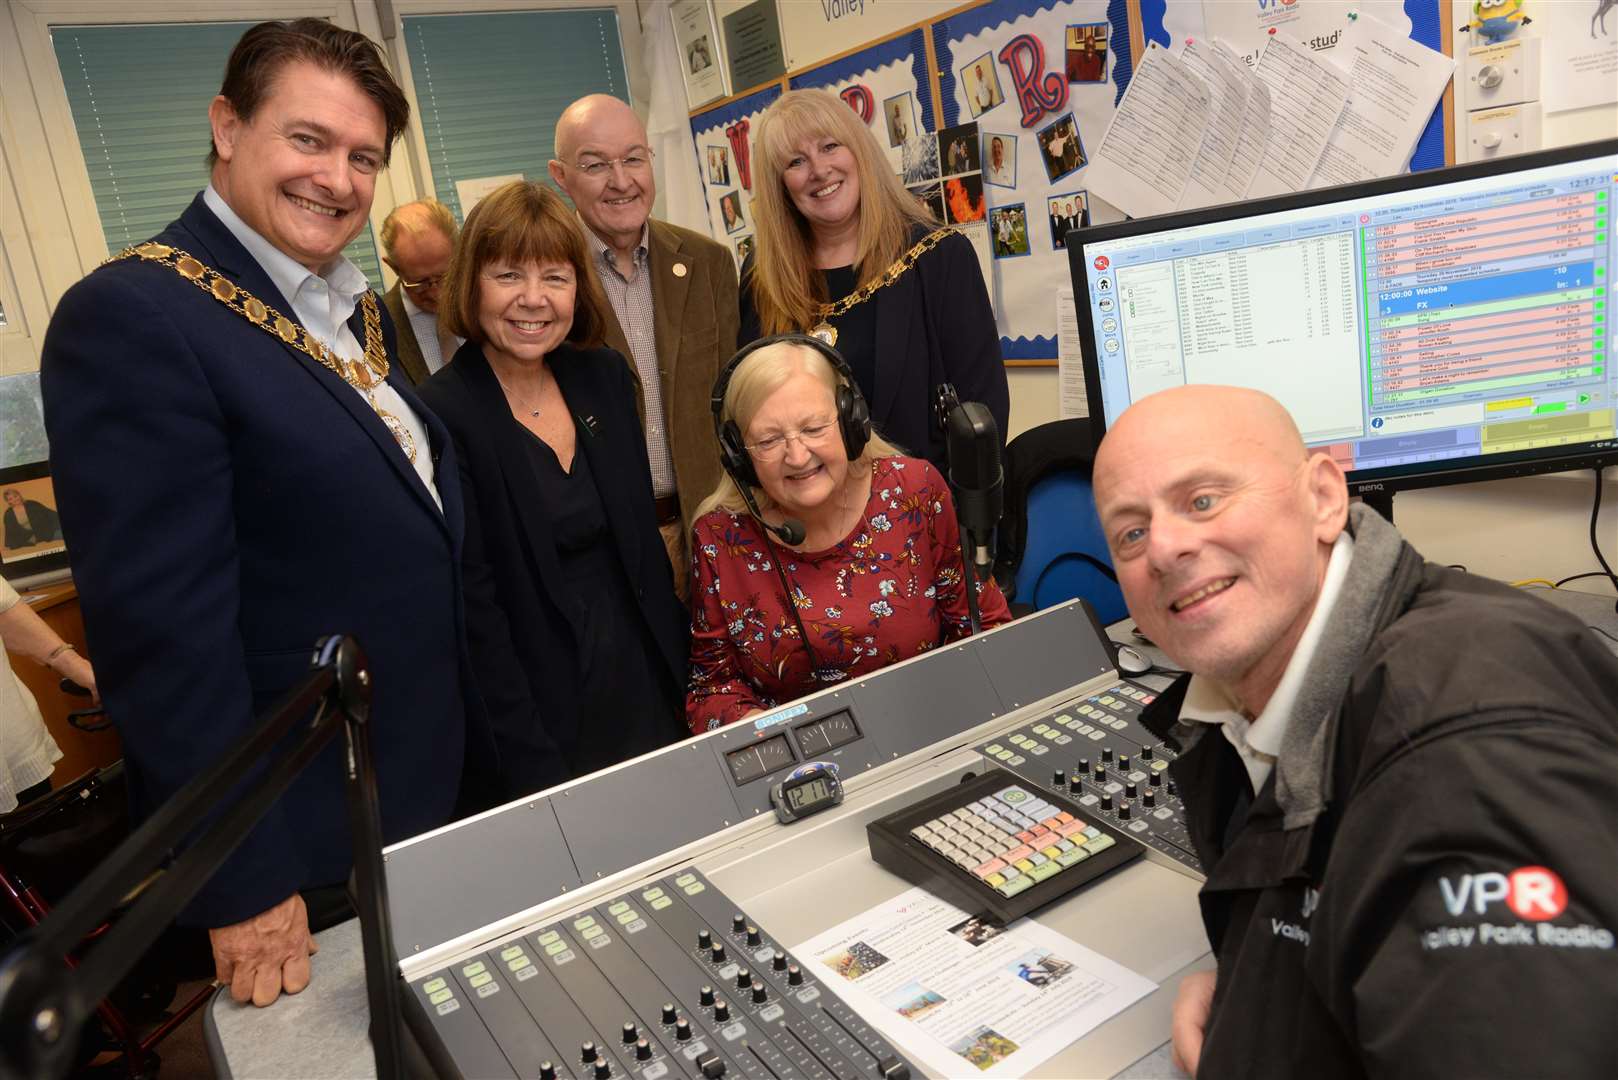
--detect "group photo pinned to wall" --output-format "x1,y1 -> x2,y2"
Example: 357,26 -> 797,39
689,82 -> 781,270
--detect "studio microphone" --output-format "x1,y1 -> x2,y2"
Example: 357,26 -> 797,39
942,397 -> 1004,578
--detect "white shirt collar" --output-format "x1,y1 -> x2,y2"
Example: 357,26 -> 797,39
1180,531 -> 1356,789
399,284 -> 425,319
204,185 -> 369,308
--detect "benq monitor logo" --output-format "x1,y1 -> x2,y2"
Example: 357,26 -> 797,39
1439,866 -> 1568,921
1093,255 -> 1109,271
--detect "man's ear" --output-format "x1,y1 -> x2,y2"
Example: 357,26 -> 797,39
546,160 -> 568,193
209,96 -> 241,163
1305,451 -> 1350,543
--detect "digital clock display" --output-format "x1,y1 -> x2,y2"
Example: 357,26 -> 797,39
785,776 -> 833,811
725,733 -> 795,785
794,711 -> 860,755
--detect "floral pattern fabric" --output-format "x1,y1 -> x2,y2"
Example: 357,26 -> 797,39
686,456 -> 1011,733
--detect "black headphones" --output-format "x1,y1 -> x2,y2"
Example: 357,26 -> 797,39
710,334 -> 872,489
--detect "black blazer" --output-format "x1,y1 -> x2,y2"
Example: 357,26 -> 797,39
740,227 -> 1009,470
40,194 -> 487,927
417,343 -> 688,797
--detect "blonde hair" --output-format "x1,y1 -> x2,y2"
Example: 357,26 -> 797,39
694,340 -> 901,520
749,90 -> 936,336
379,198 -> 456,263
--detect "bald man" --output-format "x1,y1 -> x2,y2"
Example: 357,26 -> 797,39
1093,386 -> 1618,1079
380,198 -> 461,384
549,94 -> 739,597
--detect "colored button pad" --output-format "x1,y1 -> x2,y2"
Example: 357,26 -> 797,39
913,783 -> 1113,898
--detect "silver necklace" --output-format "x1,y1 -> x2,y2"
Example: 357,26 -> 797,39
494,365 -> 546,418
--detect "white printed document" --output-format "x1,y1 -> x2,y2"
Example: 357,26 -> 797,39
797,887 -> 1155,1078
1057,288 -> 1089,419
1177,39 -> 1258,209
1310,12 -> 1454,188
1246,31 -> 1351,198
1084,41 -> 1213,220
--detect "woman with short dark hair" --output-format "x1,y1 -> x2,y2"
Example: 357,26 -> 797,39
419,181 -> 687,797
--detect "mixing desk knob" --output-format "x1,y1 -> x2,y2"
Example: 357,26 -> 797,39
1141,746 -> 1154,761
713,1000 -> 730,1022
1101,792 -> 1114,811
710,942 -> 727,964
735,968 -> 752,989
539,1064 -> 556,1080
699,985 -> 715,1007
1053,769 -> 1065,788
697,929 -> 712,952
1118,755 -> 1131,772
1144,789 -> 1156,808
787,964 -> 804,986
662,1002 -> 678,1025
1102,747 -> 1114,764
1093,762 -> 1107,781
746,925 -> 762,947
636,1038 -> 653,1062
751,980 -> 768,1004
675,1018 -> 693,1042
1078,757 -> 1090,775
1126,781 -> 1138,799
1119,801 -> 1132,820
1150,770 -> 1163,787
732,913 -> 747,934
1068,774 -> 1084,795
622,1022 -> 638,1044
772,950 -> 788,972
593,1057 -> 612,1079
581,1041 -> 599,1064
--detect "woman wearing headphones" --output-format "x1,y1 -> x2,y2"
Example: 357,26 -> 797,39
687,337 -> 1010,733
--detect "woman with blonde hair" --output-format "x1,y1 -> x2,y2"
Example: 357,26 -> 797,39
740,89 -> 1007,472
686,336 -> 1009,732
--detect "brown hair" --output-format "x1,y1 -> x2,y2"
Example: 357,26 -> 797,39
380,199 -> 457,264
748,89 -> 936,336
209,18 -> 409,166
436,181 -> 608,348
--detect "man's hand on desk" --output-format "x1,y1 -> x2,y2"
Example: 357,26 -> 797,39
1171,969 -> 1217,1077
210,892 -> 320,1007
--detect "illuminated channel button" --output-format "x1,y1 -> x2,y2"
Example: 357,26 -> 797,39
674,873 -> 697,887
582,925 -> 605,940
684,882 -> 707,895
573,916 -> 597,931
500,946 -> 524,961
460,961 -> 486,978
545,940 -> 568,956
428,988 -> 453,1005
617,909 -> 641,925
995,749 -> 1014,761
423,978 -> 446,994
537,931 -> 560,946
468,971 -> 493,989
651,896 -> 673,910
508,956 -> 532,972
1031,724 -> 1051,736
608,901 -> 630,916
643,887 -> 665,901
1007,754 -> 1026,765
984,743 -> 1004,755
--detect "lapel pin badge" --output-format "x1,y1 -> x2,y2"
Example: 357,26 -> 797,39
673,262 -> 688,278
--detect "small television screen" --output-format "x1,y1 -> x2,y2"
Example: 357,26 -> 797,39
1,463 -> 69,582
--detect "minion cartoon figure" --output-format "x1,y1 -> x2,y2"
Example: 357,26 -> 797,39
1463,0 -> 1531,44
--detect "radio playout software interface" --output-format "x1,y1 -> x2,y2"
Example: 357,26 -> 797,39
1072,142 -> 1618,491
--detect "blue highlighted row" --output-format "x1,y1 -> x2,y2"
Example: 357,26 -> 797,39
1374,261 -> 1595,317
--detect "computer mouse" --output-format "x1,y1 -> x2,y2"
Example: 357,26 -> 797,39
1114,643 -> 1153,677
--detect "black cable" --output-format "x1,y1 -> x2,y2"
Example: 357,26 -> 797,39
1586,467 -> 1618,614
760,530 -> 824,681
1555,571 -> 1612,588
1591,625 -> 1618,646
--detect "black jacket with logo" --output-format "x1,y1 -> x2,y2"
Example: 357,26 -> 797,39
1142,548 -> 1618,1079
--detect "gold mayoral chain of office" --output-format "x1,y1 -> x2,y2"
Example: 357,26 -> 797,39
106,242 -> 417,463
807,226 -> 958,347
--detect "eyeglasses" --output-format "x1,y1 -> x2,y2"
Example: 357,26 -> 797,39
400,274 -> 446,292
745,420 -> 838,460
568,150 -> 655,180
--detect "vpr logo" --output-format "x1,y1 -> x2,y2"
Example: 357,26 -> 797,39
1093,255 -> 1109,271
1439,866 -> 1568,921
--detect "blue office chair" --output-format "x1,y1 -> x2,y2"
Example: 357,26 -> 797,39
993,418 -> 1128,625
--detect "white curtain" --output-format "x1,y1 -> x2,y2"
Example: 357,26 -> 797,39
643,0 -> 715,237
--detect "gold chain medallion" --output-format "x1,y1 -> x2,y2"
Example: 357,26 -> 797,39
108,243 -> 413,462
807,227 -> 957,339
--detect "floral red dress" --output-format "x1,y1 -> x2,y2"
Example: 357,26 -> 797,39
686,456 -> 1012,733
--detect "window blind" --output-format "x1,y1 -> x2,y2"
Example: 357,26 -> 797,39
51,21 -> 384,285
403,8 -> 629,222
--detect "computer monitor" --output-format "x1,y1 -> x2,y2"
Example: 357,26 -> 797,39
1069,140 -> 1618,514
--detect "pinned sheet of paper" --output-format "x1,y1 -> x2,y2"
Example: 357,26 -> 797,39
1083,41 -> 1214,220
1246,31 -> 1352,198
1056,288 -> 1089,419
1310,11 -> 1454,187
1177,39 -> 1258,209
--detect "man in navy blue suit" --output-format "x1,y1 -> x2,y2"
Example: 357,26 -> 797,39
41,19 -> 484,1006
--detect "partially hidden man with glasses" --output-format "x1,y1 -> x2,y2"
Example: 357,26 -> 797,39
550,95 -> 740,600
380,198 -> 462,384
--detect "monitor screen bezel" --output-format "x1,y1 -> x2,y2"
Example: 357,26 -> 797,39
1067,138 -> 1618,497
